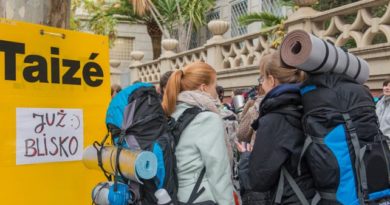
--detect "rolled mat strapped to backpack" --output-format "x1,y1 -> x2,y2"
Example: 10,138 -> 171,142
82,145 -> 158,183
280,30 -> 370,84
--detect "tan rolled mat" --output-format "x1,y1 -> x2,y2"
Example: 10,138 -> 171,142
280,30 -> 369,84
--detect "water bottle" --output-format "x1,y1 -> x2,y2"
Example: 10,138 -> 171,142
92,182 -> 110,205
92,182 -> 131,205
155,189 -> 173,205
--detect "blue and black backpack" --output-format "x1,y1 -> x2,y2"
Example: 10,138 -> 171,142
299,73 -> 390,204
94,82 -> 206,205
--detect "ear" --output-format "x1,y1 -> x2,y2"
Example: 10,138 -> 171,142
269,75 -> 276,87
199,84 -> 207,92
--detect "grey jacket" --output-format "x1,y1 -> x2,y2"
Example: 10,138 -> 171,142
377,96 -> 390,137
172,103 -> 235,205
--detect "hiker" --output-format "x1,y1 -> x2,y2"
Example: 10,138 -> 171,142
376,77 -> 390,145
237,80 -> 271,205
238,79 -> 265,145
162,62 -> 235,204
236,51 -> 315,204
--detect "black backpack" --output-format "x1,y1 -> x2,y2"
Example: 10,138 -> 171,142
299,74 -> 390,204
97,82 -> 209,204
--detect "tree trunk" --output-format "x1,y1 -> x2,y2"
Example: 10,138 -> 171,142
0,0 -> 5,18
178,23 -> 188,52
147,21 -> 163,59
45,0 -> 71,28
150,33 -> 162,59
0,0 -> 70,29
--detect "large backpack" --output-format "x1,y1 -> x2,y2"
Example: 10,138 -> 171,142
299,73 -> 390,204
96,82 -> 207,204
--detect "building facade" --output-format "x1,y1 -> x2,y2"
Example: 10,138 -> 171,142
85,0 -> 286,88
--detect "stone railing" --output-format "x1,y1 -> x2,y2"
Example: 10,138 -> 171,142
129,0 -> 390,91
221,31 -> 272,69
309,0 -> 390,48
170,47 -> 208,70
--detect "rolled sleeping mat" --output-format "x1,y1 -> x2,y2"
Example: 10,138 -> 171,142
280,30 -> 370,84
82,145 -> 157,183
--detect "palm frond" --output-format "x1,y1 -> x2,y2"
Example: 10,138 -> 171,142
278,0 -> 295,7
239,12 -> 285,27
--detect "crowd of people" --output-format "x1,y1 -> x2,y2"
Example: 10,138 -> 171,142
110,50 -> 390,205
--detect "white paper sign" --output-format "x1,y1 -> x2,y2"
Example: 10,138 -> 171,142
16,108 -> 83,165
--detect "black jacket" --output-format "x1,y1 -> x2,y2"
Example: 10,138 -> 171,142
239,84 -> 315,204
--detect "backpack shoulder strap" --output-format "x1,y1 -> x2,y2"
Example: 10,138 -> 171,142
186,167 -> 207,204
275,167 -> 310,205
169,106 -> 203,145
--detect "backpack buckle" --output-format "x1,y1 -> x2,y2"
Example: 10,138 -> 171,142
167,117 -> 176,130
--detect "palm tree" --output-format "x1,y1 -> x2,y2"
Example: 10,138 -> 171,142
76,0 -> 215,57
238,10 -> 287,48
113,0 -> 165,58
131,0 -> 215,51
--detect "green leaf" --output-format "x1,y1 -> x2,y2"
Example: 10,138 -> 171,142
238,12 -> 286,27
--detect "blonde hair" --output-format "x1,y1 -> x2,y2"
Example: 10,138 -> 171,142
259,51 -> 305,84
162,62 -> 217,116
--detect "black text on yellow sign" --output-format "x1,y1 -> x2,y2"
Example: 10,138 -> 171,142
0,40 -> 104,87
0,19 -> 110,204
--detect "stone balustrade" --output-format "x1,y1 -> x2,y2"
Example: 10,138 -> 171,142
129,0 -> 390,91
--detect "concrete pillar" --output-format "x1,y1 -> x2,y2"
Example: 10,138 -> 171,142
206,20 -> 229,71
129,51 -> 144,83
159,38 -> 178,74
285,0 -> 318,32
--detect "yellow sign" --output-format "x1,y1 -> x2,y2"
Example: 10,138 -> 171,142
0,19 -> 110,204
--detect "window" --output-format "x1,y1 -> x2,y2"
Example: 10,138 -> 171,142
189,10 -> 220,49
261,0 -> 284,17
189,31 -> 199,49
231,0 -> 248,37
109,37 -> 134,61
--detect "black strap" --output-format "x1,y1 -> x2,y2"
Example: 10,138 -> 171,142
311,40 -> 330,72
275,168 -> 285,204
169,107 -> 203,145
310,190 -> 339,205
114,131 -> 128,192
342,49 -> 350,74
283,167 -> 310,205
318,191 -> 337,200
311,192 -> 321,205
275,167 -> 310,205
353,54 -> 362,80
297,135 -> 325,176
169,107 -> 207,205
379,134 -> 390,185
92,133 -> 112,181
186,168 -> 207,204
342,113 -> 368,203
298,136 -> 312,176
329,43 -> 339,73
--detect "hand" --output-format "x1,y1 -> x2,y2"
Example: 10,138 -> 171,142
235,141 -> 253,153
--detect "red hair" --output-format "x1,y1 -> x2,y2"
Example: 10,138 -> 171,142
162,62 -> 216,116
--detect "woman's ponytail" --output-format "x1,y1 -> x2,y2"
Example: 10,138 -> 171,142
162,62 -> 217,116
162,70 -> 183,116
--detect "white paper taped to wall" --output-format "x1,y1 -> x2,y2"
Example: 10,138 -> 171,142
16,108 -> 83,165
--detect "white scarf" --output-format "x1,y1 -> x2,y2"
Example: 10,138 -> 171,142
177,90 -> 220,114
